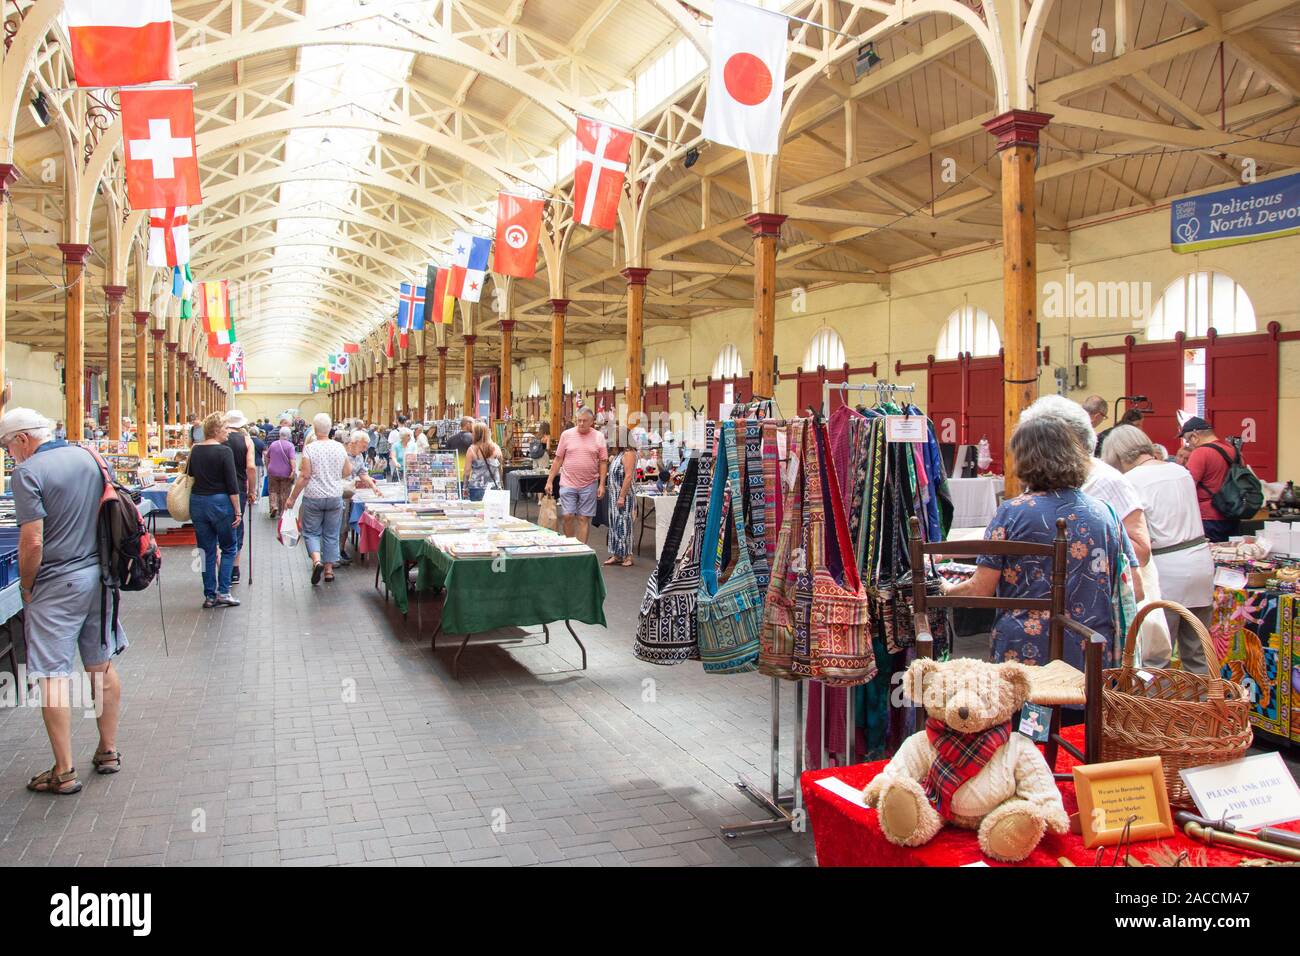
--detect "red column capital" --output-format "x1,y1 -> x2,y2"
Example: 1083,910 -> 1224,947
165,341 -> 178,353
151,328 -> 165,341
549,298 -> 570,314
498,319 -> 516,333
982,110 -> 1053,150
417,353 -> 427,365
463,334 -> 477,346
57,242 -> 93,265
436,346 -> 449,356
620,267 -> 652,286
744,213 -> 786,237
103,284 -> 128,304
0,163 -> 18,200
132,311 -> 151,326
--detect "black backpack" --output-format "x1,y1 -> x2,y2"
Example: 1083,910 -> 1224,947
1200,442 -> 1265,521
85,449 -> 163,645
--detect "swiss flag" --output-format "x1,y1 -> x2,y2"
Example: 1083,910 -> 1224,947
492,192 -> 544,279
573,117 -> 632,231
702,0 -> 788,155
64,0 -> 178,89
121,87 -> 202,209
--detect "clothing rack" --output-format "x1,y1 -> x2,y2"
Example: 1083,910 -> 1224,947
821,380 -> 917,418
714,412 -> 807,840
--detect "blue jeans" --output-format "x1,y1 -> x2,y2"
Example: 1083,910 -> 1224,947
191,493 -> 236,597
301,496 -> 343,564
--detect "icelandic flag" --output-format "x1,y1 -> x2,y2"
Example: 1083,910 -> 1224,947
449,231 -> 490,302
397,281 -> 426,334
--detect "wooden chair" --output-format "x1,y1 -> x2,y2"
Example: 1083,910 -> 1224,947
906,516 -> 1105,777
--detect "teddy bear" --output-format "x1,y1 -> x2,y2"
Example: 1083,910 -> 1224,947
862,657 -> 1069,863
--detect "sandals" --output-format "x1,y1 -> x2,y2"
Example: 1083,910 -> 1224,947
323,572 -> 335,583
92,749 -> 122,775
311,562 -> 324,585
621,558 -> 634,567
603,557 -> 620,566
27,766 -> 82,795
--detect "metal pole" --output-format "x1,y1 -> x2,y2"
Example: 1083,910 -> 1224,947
794,679 -> 805,817
769,676 -> 780,803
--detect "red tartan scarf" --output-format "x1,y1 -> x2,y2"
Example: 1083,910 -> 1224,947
922,718 -> 1012,820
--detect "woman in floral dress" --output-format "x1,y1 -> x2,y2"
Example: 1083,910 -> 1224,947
604,433 -> 639,567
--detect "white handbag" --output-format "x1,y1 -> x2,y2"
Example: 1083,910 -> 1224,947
1134,559 -> 1173,669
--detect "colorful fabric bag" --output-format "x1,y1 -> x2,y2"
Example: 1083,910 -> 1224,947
634,457 -> 702,665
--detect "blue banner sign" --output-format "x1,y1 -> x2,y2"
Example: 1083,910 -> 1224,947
1171,171 -> 1300,253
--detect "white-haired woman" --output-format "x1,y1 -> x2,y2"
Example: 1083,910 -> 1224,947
1103,424 -> 1213,673
266,425 -> 296,519
286,413 -> 352,585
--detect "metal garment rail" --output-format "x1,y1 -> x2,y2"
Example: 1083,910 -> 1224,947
810,381 -> 919,769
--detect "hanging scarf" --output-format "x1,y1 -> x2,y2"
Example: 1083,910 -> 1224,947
922,718 -> 1012,820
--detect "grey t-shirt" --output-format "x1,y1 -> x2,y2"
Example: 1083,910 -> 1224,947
13,442 -> 103,583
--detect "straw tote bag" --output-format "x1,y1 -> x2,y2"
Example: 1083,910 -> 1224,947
167,462 -> 194,523
633,456 -> 702,665
696,420 -> 763,674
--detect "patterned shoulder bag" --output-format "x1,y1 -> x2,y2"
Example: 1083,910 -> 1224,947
696,420 -> 763,674
633,456 -> 702,665
760,421 -> 806,679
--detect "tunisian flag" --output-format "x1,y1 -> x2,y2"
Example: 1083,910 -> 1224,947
64,0 -> 179,89
573,117 -> 632,231
120,87 -> 202,209
702,0 -> 788,155
492,193 -> 543,278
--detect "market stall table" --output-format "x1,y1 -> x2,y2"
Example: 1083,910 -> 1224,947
376,527 -> 607,678
634,491 -> 692,558
947,476 -> 1005,529
800,724 -> 1300,866
505,469 -> 548,516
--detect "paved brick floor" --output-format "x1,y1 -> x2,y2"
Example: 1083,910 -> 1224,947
0,508 -> 816,867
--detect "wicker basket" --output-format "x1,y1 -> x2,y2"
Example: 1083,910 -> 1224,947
1100,600 -> 1253,807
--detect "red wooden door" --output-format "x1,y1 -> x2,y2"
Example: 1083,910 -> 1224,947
1204,335 -> 1278,481
707,376 -> 751,419
966,356 -> 1004,472
796,366 -> 849,414
644,384 -> 668,415
1124,343 -> 1183,457
927,359 -> 964,446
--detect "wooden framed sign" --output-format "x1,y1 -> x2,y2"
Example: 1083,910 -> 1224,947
1073,757 -> 1175,848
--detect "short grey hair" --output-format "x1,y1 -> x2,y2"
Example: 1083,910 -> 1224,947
1020,394 -> 1096,456
1081,395 -> 1107,418
279,426 -> 292,440
1009,415 -> 1091,492
1101,424 -> 1158,471
575,406 -> 596,421
460,416 -> 474,428
350,430 -> 370,445
313,412 -> 332,436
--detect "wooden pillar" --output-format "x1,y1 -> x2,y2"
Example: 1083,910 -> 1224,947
386,360 -> 396,425
0,165 -> 17,404
417,355 -> 428,422
400,359 -> 411,417
133,312 -> 149,448
58,243 -> 93,441
367,372 -> 376,423
744,214 -> 785,399
437,346 -> 448,419
462,335 -> 477,418
187,358 -> 197,423
622,268 -> 650,428
165,342 -> 178,427
499,320 -> 514,420
104,285 -> 126,440
151,329 -> 164,435
985,110 -> 1052,497
549,298 -> 568,444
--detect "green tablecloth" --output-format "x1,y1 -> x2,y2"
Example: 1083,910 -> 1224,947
376,528 -> 607,634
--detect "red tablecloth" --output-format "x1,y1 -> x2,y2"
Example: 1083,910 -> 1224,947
801,725 -> 1300,867
358,510 -> 384,554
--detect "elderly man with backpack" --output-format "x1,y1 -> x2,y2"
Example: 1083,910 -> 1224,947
1,408 -> 159,795
1177,416 -> 1265,542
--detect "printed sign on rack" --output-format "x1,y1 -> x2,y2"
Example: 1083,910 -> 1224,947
1180,752 -> 1300,831
885,415 -> 928,443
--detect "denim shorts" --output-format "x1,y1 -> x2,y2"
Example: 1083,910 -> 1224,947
23,564 -> 128,679
558,482 -> 599,517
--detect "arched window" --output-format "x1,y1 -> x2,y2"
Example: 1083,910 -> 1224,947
648,357 -> 669,386
563,372 -> 573,394
804,327 -> 845,370
1147,271 -> 1256,341
597,366 -> 615,390
712,343 -> 743,379
527,377 -> 540,398
936,306 -> 1000,360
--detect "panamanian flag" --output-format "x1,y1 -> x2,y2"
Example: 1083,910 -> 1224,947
448,231 -> 490,303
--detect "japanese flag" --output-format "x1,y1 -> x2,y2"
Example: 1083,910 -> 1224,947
702,0 -> 788,155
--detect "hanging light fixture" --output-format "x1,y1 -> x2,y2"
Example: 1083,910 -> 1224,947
29,90 -> 51,127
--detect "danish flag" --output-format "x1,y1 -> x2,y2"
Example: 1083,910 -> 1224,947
148,207 -> 189,267
573,117 -> 632,231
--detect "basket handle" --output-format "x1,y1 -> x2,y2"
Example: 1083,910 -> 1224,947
1122,599 -> 1225,697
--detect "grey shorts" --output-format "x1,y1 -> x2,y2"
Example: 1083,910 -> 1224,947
558,482 -> 599,517
23,564 -> 128,680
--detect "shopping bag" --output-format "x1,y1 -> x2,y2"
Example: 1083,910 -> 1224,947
537,495 -> 559,531
1134,559 -> 1172,669
165,474 -> 193,522
278,505 -> 301,548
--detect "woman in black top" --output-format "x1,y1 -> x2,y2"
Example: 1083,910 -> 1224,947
188,412 -> 242,608
224,414 -> 256,583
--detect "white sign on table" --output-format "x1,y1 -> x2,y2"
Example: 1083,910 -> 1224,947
1180,753 -> 1300,830
482,489 -> 511,523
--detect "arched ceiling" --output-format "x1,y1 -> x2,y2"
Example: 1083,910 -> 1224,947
5,0 -> 1299,388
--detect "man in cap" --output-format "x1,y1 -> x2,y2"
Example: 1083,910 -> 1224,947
1,408 -> 127,794
1178,416 -> 1244,542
